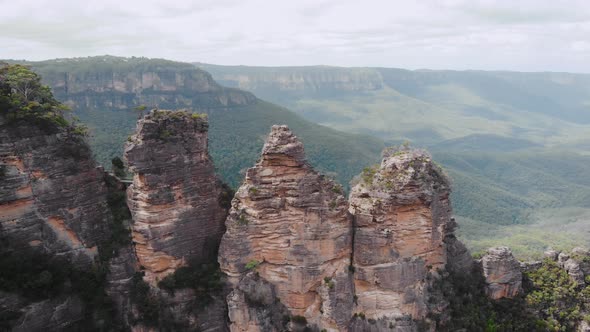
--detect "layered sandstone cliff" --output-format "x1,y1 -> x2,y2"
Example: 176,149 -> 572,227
348,147 -> 458,329
125,109 -> 228,284
0,118 -> 111,265
0,115 -> 117,329
219,125 -> 354,331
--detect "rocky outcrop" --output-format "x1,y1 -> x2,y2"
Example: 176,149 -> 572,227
219,125 -> 353,331
481,247 -> 523,299
546,247 -> 590,287
348,147 -> 455,329
125,109 -> 228,284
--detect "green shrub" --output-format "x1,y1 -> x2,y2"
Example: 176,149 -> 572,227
361,165 -> 379,186
245,260 -> 260,270
157,263 -> 223,306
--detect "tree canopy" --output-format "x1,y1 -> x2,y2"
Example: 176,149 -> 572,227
0,63 -> 85,135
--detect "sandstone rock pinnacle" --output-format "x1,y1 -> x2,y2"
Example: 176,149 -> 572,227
348,147 -> 458,330
125,110 -> 228,284
219,125 -> 353,331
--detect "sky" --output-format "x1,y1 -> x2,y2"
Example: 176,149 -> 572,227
1,0 -> 590,72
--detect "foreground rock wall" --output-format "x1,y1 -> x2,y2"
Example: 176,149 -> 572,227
219,125 -> 353,331
0,116 -> 115,329
0,118 -> 111,265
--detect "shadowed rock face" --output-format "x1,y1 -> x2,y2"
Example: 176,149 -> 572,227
219,125 -> 354,331
481,246 -> 522,300
0,119 -> 111,266
125,110 -> 228,284
348,147 -> 455,329
0,117 -> 114,329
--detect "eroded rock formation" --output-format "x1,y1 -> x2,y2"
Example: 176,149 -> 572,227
348,147 -> 457,329
481,246 -> 523,299
219,125 -> 353,331
125,109 -> 228,283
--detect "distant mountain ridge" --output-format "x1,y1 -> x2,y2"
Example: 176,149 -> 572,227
197,62 -> 590,146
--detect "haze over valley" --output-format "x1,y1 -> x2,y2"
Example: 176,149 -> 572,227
3,1 -> 590,331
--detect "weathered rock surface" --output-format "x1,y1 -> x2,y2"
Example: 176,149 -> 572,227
0,291 -> 85,332
0,118 -> 111,266
225,272 -> 291,332
481,247 -> 523,299
348,147 -> 456,328
0,116 -> 123,330
105,245 -> 137,327
219,125 -> 353,331
125,110 -> 228,284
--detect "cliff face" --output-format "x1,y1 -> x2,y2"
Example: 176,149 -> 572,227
0,115 -> 117,329
199,64 -> 384,96
0,118 -> 111,265
219,125 -> 354,331
124,110 -> 228,284
33,57 -> 256,111
348,148 -> 456,329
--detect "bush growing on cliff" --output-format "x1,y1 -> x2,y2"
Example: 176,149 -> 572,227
100,174 -> 132,262
157,262 -> 223,306
0,233 -> 120,329
130,272 -> 160,326
245,260 -> 260,270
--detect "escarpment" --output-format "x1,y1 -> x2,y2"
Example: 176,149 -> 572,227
201,65 -> 385,96
34,56 -> 256,110
219,125 -> 354,331
125,109 -> 229,283
348,147 -> 462,330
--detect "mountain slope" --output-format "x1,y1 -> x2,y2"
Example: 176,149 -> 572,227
198,63 -> 590,147
15,56 -> 384,188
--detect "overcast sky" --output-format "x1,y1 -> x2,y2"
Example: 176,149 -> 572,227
1,0 -> 590,72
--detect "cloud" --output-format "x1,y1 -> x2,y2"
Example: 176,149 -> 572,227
1,0 -> 590,72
